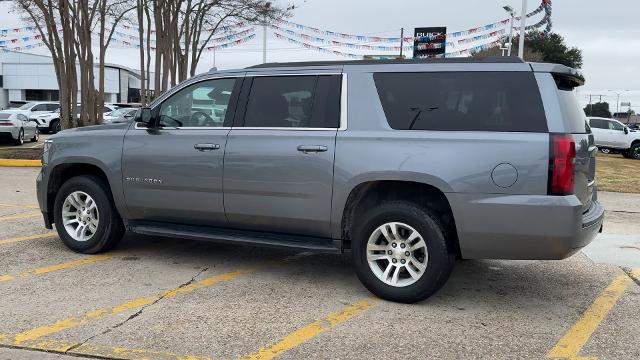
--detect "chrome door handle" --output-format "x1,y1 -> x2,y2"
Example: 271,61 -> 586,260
194,143 -> 220,151
297,145 -> 328,153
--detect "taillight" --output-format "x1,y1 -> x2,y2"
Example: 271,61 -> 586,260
548,134 -> 576,195
0,122 -> 13,126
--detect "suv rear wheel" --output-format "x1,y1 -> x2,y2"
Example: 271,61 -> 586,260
351,201 -> 454,303
53,175 -> 125,253
629,143 -> 640,160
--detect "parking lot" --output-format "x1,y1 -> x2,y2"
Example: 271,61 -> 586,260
0,167 -> 638,360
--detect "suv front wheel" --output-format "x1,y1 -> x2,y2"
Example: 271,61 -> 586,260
352,201 -> 454,303
53,175 -> 125,253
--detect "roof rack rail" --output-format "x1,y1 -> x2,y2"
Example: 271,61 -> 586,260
246,56 -> 525,69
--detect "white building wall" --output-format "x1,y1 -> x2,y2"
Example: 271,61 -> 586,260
0,51 -> 140,107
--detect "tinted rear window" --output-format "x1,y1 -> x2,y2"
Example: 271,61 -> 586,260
0,113 -> 11,120
374,72 -> 548,132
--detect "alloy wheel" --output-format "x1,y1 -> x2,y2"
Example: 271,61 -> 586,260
366,222 -> 428,287
61,191 -> 99,242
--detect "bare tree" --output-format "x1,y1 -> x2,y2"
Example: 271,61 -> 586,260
14,0 -> 78,129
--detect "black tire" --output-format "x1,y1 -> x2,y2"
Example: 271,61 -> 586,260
49,120 -> 61,134
351,201 -> 454,303
53,175 -> 125,253
629,143 -> 640,160
622,150 -> 632,159
14,128 -> 24,146
30,128 -> 39,142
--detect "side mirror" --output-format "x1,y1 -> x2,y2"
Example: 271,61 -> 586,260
136,107 -> 152,126
624,127 -> 629,135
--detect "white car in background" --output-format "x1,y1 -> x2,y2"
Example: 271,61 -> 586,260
0,111 -> 39,145
588,117 -> 640,159
35,104 -> 119,133
102,107 -> 138,124
3,102 -> 60,133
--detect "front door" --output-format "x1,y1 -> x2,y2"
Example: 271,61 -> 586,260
122,76 -> 241,226
224,74 -> 342,238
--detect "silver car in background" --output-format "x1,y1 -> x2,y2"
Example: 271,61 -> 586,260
0,111 -> 39,145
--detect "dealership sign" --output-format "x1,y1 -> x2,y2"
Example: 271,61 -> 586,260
413,27 -> 447,59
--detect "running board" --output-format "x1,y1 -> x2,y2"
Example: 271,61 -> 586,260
128,221 -> 342,253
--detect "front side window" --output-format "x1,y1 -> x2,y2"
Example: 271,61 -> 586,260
31,104 -> 47,112
374,72 -> 548,132
608,121 -> 624,131
243,75 -> 341,128
158,78 -> 236,128
46,104 -> 60,112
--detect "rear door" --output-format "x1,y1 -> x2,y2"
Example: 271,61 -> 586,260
122,76 -> 242,226
223,74 -> 342,238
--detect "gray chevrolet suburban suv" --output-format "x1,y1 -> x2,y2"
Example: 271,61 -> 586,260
36,57 -> 604,303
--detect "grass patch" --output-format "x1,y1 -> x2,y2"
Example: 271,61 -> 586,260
596,153 -> 640,193
0,148 -> 43,160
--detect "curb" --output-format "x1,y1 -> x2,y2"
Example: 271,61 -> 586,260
0,159 -> 41,167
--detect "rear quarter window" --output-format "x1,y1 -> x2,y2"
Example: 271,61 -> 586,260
373,72 -> 548,132
557,89 -> 589,133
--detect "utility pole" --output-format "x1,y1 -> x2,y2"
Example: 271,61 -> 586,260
399,28 -> 404,58
518,0 -> 527,58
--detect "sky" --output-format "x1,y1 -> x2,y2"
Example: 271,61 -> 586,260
2,0 -> 639,111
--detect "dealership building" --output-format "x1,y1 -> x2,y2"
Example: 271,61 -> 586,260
0,50 -> 148,109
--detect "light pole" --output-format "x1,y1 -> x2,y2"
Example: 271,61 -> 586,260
518,0 -> 527,58
608,90 -> 630,114
261,2 -> 271,64
503,5 -> 516,56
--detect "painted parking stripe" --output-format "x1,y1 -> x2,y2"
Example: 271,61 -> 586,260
239,298 -> 377,360
11,268 -> 254,345
0,159 -> 41,167
547,269 -> 640,359
0,212 -> 41,221
0,254 -> 114,283
0,335 -> 212,360
0,232 -> 57,245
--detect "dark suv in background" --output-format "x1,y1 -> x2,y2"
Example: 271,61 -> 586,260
37,57 -> 603,303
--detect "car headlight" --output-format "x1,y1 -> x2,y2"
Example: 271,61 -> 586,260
42,139 -> 53,165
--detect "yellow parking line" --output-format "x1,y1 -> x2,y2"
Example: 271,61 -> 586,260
12,268 -> 254,345
0,159 -> 41,167
239,298 -> 377,360
547,269 -> 640,359
0,212 -> 41,221
0,232 -> 57,245
0,254 -> 114,283
0,203 -> 40,209
0,336 -> 212,360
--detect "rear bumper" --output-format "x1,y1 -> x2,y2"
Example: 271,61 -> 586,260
449,193 -> 604,260
0,128 -> 20,140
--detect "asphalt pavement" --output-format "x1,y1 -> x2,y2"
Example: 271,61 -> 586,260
0,167 -> 638,360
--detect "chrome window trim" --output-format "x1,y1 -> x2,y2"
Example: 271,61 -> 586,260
134,123 -> 231,130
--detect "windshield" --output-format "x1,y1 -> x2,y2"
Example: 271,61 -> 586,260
18,102 -> 36,110
109,108 -> 130,116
